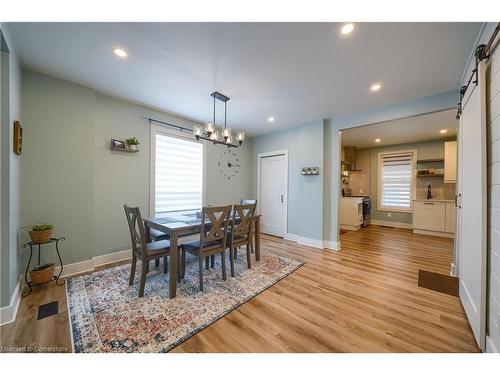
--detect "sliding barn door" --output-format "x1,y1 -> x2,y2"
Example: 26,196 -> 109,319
457,60 -> 487,351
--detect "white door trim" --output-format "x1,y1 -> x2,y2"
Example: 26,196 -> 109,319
256,150 -> 288,237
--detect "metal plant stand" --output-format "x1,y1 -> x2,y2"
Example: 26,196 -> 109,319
23,237 -> 65,297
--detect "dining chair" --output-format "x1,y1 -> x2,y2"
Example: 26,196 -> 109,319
149,228 -> 170,269
227,203 -> 256,277
124,205 -> 171,297
180,205 -> 231,291
239,199 -> 257,254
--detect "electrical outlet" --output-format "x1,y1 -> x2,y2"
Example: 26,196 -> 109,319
387,213 -> 392,218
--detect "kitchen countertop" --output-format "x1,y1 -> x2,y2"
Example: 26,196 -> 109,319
413,198 -> 454,203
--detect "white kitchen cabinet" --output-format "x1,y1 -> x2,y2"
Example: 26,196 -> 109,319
444,141 -> 457,183
413,201 -> 446,232
445,202 -> 456,233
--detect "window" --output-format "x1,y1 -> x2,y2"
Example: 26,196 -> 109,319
151,128 -> 204,215
378,150 -> 416,211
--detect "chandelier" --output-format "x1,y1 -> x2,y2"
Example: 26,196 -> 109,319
192,92 -> 245,148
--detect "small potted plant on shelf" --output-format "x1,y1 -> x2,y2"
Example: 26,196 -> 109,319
126,137 -> 140,151
29,224 -> 54,244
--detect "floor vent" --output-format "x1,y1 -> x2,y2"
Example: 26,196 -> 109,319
37,301 -> 59,320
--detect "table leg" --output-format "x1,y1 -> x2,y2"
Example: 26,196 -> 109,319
255,216 -> 261,261
169,231 -> 178,298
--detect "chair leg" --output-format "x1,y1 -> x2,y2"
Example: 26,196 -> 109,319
155,258 -> 160,267
205,256 -> 209,270
221,251 -> 227,281
129,254 -> 137,286
235,248 -> 238,260
139,259 -> 148,297
246,243 -> 252,269
146,260 -> 150,273
181,249 -> 186,279
163,256 -> 168,274
229,247 -> 235,277
198,255 -> 204,291
177,253 -> 182,279
210,254 -> 215,268
250,235 -> 254,254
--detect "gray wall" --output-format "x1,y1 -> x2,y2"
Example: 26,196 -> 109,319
20,69 -> 250,267
0,25 -> 22,308
485,30 -> 500,353
249,121 -> 324,241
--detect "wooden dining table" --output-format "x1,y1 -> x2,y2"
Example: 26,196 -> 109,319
143,210 -> 261,298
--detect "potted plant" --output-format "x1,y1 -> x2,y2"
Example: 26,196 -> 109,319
126,137 -> 140,151
29,224 -> 54,244
30,263 -> 55,284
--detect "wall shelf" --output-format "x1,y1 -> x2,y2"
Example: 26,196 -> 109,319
110,146 -> 139,153
417,174 -> 444,177
417,158 -> 444,163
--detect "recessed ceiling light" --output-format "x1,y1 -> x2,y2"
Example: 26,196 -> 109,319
267,116 -> 275,123
113,48 -> 127,58
374,138 -> 382,143
371,83 -> 382,92
440,129 -> 448,134
341,23 -> 355,35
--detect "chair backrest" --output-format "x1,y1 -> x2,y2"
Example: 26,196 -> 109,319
231,203 -> 256,240
240,198 -> 257,205
200,205 -> 232,249
124,205 -> 147,253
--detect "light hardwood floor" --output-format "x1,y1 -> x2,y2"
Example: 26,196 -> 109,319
0,225 -> 479,352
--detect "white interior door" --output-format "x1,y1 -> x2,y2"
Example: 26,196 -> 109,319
259,154 -> 287,237
457,60 -> 487,351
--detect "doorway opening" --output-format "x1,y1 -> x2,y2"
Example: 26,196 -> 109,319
337,109 -> 458,271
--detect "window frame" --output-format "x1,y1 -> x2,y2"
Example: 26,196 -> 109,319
377,149 -> 417,213
149,124 -> 206,217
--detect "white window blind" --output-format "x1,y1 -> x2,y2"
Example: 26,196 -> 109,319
154,133 -> 203,214
379,152 -> 414,210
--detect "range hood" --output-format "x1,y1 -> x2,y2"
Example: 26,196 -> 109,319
342,146 -> 362,172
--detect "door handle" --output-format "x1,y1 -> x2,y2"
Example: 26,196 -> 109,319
455,193 -> 462,209
280,195 -> 284,203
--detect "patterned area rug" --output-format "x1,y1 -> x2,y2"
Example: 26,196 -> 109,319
66,249 -> 303,352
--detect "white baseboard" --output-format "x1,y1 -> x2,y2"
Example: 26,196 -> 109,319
324,240 -> 341,251
412,229 -> 454,238
0,278 -> 21,326
284,233 -> 340,251
93,249 -> 131,267
486,336 -> 499,353
54,249 -> 132,278
297,236 -> 324,249
369,219 -> 413,229
283,233 -> 299,242
54,259 -> 94,278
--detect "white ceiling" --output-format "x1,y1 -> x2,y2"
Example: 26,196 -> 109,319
341,109 -> 458,148
8,22 -> 480,136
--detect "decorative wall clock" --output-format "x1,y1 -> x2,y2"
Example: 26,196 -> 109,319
218,149 -> 241,181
